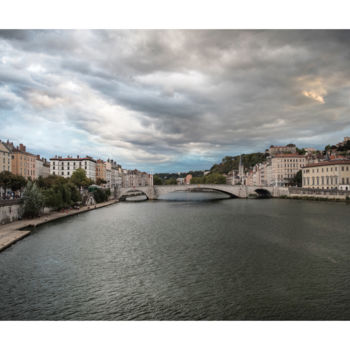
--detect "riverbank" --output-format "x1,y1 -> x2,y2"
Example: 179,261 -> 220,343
0,199 -> 118,253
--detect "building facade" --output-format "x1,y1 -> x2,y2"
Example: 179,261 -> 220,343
302,160 -> 350,190
6,142 -> 36,179
96,159 -> 107,184
269,154 -> 307,186
0,141 -> 11,173
50,156 -> 96,181
185,174 -> 192,185
35,156 -> 50,178
269,144 -> 297,156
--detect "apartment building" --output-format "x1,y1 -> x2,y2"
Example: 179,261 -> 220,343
107,160 -> 122,189
96,159 -> 107,183
50,155 -> 96,181
35,156 -> 50,178
6,142 -> 36,179
270,154 -> 307,186
302,160 -> 350,190
0,141 -> 11,173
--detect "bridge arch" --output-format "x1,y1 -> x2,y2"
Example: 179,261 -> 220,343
254,188 -> 272,198
118,189 -> 149,201
154,184 -> 242,199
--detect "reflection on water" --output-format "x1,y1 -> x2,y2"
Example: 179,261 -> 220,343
158,191 -> 231,201
125,195 -> 148,201
1,199 -> 350,320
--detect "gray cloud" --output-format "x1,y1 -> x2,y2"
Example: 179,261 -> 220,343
1,30 -> 350,171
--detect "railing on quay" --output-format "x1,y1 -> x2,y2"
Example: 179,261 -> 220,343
289,187 -> 350,196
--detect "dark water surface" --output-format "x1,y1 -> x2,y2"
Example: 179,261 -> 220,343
1,194 -> 350,320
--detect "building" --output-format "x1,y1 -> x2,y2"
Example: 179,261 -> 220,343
269,144 -> 297,156
176,177 -> 185,185
185,174 -> 192,185
122,169 -> 152,187
96,159 -> 107,184
35,156 -> 50,178
302,160 -> 350,190
336,136 -> 350,148
226,170 -> 240,185
6,142 -> 36,179
0,141 -> 11,173
269,154 -> 307,186
50,155 -> 96,181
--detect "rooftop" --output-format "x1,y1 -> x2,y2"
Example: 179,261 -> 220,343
303,160 -> 350,168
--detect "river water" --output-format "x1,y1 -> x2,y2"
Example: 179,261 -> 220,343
1,193 -> 350,320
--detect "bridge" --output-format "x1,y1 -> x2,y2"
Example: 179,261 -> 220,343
116,184 -> 289,200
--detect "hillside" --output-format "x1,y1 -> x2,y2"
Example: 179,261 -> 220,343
210,152 -> 267,174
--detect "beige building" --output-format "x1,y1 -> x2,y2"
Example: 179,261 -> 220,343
270,154 -> 307,186
96,159 -> 107,184
0,141 -> 11,173
6,142 -> 36,179
302,160 -> 350,190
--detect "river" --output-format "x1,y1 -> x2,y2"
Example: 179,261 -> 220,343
1,193 -> 350,320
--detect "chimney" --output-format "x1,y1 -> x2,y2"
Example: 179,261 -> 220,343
19,144 -> 26,152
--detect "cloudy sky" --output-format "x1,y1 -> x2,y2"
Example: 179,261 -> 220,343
0,30 -> 349,172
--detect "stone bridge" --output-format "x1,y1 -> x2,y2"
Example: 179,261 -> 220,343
117,184 -> 289,200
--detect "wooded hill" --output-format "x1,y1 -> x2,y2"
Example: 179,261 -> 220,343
210,153 -> 267,174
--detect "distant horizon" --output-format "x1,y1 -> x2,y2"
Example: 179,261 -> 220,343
1,30 -> 350,172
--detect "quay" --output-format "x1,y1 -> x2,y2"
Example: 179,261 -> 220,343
0,199 -> 118,253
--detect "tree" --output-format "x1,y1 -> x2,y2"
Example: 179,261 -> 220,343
93,188 -> 110,203
190,172 -> 226,184
0,171 -> 26,192
165,178 -> 177,185
153,175 -> 162,185
289,170 -> 302,187
70,168 -> 93,187
96,177 -> 107,186
0,171 -> 13,190
22,181 -> 44,218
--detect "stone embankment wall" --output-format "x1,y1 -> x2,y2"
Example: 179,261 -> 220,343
0,200 -> 22,225
288,188 -> 350,200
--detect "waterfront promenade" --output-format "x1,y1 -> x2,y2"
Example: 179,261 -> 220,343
0,199 -> 118,253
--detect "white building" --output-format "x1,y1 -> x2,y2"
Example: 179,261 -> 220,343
50,155 -> 96,181
35,157 -> 50,178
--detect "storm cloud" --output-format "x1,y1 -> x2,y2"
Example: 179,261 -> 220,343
1,30 -> 350,171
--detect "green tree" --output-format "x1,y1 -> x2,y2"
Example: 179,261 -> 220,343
0,171 -> 13,190
289,170 -> 302,187
0,171 -> 26,191
165,178 -> 177,185
153,175 -> 162,185
96,177 -> 107,186
93,188 -> 110,203
190,173 -> 226,184
70,168 -> 93,187
22,181 -> 44,218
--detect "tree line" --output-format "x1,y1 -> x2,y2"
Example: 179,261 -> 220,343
0,168 -> 111,218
